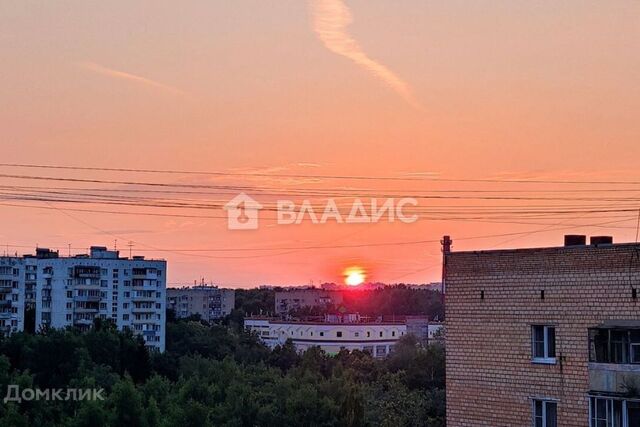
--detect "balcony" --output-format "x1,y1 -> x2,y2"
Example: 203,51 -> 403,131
72,266 -> 101,279
74,294 -> 101,302
74,305 -> 99,313
132,292 -> 157,301
132,280 -> 157,291
589,322 -> 640,395
132,269 -> 158,279
73,318 -> 94,326
74,280 -> 101,289
131,305 -> 156,313
589,363 -> 640,394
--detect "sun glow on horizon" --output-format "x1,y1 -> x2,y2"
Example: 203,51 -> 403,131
344,267 -> 365,286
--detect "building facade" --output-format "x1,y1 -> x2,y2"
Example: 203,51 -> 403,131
167,285 -> 235,321
0,257 -> 26,335
245,315 -> 407,357
0,246 -> 166,352
275,288 -> 344,315
446,236 -> 640,426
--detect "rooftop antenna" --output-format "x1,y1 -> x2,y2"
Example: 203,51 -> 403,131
68,244 -> 71,257
114,239 -> 118,251
127,241 -> 133,258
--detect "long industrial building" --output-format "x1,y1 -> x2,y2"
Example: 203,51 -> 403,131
246,313 -> 443,357
446,235 -> 640,427
0,246 -> 166,351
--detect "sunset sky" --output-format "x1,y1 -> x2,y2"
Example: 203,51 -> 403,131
1,1 -> 639,287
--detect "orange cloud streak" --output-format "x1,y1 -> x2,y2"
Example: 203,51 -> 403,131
78,61 -> 185,96
311,0 -> 424,111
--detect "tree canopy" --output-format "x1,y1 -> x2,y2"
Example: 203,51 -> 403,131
0,317 -> 445,426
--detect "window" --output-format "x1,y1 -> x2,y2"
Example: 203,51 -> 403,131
336,331 -> 343,338
589,397 -> 623,427
589,328 -> 640,364
532,325 -> 556,363
533,400 -> 557,427
354,332 -> 359,337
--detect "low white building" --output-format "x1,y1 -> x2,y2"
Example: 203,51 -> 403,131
245,316 -> 407,357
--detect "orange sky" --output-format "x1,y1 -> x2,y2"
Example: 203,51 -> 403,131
1,1 -> 639,287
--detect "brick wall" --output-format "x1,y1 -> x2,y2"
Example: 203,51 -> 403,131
445,243 -> 640,426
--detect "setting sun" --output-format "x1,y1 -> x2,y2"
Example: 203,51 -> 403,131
344,267 -> 365,286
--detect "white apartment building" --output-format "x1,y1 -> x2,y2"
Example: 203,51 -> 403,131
0,246 -> 166,351
245,315 -> 407,357
167,285 -> 235,322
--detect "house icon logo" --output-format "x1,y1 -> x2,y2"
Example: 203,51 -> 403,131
223,193 -> 263,230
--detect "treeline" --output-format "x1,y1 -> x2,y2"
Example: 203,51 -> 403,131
235,286 -> 443,319
0,318 -> 445,426
234,287 -> 277,316
341,286 -> 443,319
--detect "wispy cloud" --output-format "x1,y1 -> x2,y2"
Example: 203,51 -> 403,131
311,0 -> 423,111
78,61 -> 185,96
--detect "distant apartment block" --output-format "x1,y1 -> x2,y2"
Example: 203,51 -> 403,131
167,285 -> 235,321
446,235 -> 640,427
407,282 -> 442,292
275,288 -> 343,315
0,257 -> 27,334
245,313 -> 407,357
404,315 -> 443,343
0,246 -> 166,352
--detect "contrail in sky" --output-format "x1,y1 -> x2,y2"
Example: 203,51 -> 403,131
311,0 -> 423,111
78,62 -> 185,96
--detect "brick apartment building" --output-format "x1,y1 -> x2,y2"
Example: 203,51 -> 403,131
445,235 -> 640,427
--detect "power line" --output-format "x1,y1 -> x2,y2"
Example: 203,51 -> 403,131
1,216 -> 634,254
2,162 -> 640,185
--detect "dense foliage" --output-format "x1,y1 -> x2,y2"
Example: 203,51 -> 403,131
234,287 -> 279,316
0,318 -> 445,426
341,286 -> 443,319
282,286 -> 444,320
234,285 -> 443,320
